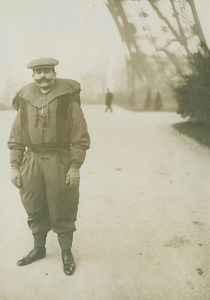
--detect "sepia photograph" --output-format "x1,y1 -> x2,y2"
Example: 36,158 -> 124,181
0,0 -> 210,299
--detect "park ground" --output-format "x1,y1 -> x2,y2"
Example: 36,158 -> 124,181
0,105 -> 210,300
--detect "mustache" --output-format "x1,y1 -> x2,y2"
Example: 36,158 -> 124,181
36,78 -> 52,83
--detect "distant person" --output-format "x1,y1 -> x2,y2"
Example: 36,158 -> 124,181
105,88 -> 114,112
7,57 -> 90,276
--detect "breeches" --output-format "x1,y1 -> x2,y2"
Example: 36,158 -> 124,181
19,151 -> 79,235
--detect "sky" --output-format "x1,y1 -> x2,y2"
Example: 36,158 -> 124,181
0,0 -> 210,98
0,0 -> 125,96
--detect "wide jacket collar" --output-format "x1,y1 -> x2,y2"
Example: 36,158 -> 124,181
13,78 -> 80,110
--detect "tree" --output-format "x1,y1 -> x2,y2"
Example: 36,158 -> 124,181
144,86 -> 152,110
154,91 -> 163,111
174,45 -> 210,124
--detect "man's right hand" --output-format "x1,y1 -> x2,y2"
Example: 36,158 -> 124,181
10,167 -> 21,188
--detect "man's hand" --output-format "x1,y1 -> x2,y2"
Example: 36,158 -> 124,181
65,167 -> 80,189
10,167 -> 21,188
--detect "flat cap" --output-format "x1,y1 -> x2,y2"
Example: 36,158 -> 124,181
27,57 -> 59,69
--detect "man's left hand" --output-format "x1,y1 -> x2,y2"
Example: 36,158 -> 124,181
65,167 -> 80,189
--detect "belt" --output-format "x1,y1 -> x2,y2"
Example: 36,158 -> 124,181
28,146 -> 69,153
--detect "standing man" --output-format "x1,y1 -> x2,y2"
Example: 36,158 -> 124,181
105,88 -> 114,112
8,57 -> 90,276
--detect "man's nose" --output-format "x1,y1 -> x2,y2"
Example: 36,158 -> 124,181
40,72 -> 46,77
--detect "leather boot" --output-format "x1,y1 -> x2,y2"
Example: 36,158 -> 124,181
17,247 -> 46,266
62,249 -> 75,276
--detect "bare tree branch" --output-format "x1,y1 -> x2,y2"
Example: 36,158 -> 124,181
186,0 -> 208,51
169,0 -> 190,55
147,0 -> 188,54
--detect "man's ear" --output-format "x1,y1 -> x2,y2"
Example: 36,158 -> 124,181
32,71 -> 36,79
54,71 -> 57,78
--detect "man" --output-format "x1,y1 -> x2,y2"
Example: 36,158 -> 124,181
8,57 -> 90,276
105,88 -> 113,112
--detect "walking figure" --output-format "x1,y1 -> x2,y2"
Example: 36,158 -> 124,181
105,88 -> 113,112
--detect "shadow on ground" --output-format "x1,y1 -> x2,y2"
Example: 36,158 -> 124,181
173,121 -> 210,149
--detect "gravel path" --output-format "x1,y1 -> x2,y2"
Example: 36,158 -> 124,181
0,105 -> 210,300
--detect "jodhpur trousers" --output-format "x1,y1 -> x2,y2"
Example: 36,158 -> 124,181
19,150 -> 79,250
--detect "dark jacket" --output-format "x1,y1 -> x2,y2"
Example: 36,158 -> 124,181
8,78 -> 90,169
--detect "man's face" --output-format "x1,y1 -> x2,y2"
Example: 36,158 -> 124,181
32,68 -> 56,90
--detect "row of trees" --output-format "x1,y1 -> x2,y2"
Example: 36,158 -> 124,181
105,0 -> 210,116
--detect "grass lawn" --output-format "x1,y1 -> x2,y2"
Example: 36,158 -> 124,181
173,121 -> 210,149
